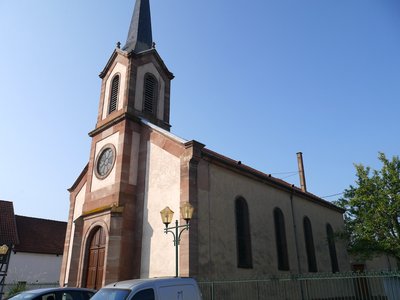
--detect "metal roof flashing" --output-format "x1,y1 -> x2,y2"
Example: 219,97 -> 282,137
140,118 -> 187,144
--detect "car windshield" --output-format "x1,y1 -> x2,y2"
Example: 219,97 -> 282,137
90,289 -> 130,300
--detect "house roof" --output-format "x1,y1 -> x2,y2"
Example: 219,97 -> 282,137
14,215 -> 67,255
0,200 -> 19,245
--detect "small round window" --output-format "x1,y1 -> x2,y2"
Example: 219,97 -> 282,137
94,144 -> 116,179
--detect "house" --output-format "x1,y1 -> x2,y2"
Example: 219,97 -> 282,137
351,254 -> 399,273
0,200 -> 67,288
0,200 -> 19,298
6,216 -> 67,285
60,0 -> 350,289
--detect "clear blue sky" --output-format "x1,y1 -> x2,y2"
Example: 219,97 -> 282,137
1,0 -> 399,221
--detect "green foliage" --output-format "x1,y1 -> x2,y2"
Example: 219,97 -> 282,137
335,152 -> 400,260
6,282 -> 27,298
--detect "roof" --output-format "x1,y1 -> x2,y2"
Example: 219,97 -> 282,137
14,215 -> 67,255
202,148 -> 345,213
140,118 -> 187,144
123,0 -> 153,53
0,200 -> 19,245
104,277 -> 198,290
141,122 -> 344,213
13,287 -> 96,296
68,163 -> 88,192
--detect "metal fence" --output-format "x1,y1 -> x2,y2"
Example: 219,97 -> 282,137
198,272 -> 400,300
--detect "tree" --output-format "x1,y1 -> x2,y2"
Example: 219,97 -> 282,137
335,152 -> 400,260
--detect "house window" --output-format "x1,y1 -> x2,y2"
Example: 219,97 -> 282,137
235,197 -> 253,268
303,216 -> 317,272
108,75 -> 120,114
326,223 -> 339,273
143,73 -> 158,114
274,207 -> 289,271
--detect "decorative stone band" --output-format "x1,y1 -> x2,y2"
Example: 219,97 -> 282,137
82,203 -> 124,218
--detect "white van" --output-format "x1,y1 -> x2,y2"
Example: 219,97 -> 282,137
91,277 -> 202,300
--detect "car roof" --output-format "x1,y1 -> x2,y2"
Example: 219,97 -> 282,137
103,277 -> 197,290
19,287 -> 95,295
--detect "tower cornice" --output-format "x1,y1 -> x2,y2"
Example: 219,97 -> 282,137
88,109 -> 171,138
99,48 -> 174,80
88,110 -> 140,138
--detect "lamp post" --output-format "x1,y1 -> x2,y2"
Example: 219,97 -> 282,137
160,202 -> 194,277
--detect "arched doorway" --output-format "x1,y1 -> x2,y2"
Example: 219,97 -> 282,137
84,226 -> 106,289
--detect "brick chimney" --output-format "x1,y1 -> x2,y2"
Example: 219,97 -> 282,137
297,152 -> 307,192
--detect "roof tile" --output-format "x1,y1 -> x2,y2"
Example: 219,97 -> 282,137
0,200 -> 19,245
14,215 -> 66,255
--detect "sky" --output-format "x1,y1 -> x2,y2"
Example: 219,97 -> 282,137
0,0 -> 399,222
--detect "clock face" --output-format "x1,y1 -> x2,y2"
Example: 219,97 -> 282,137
95,145 -> 116,179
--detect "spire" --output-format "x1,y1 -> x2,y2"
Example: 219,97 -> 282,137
123,0 -> 153,53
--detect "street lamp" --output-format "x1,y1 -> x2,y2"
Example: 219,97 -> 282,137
160,202 -> 194,277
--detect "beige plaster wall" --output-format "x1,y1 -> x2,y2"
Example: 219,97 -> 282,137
129,132 -> 141,185
74,183 -> 87,221
197,163 -> 296,279
101,62 -> 127,119
197,162 -> 348,280
140,142 -> 180,278
6,252 -> 63,284
65,183 -> 86,284
134,63 -> 165,120
91,132 -> 119,192
351,254 -> 399,272
292,195 -> 350,273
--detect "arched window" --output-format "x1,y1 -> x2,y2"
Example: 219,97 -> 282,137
143,73 -> 158,114
326,223 -> 339,273
303,216 -> 317,272
274,207 -> 289,271
235,197 -> 253,268
108,75 -> 120,114
84,226 -> 106,289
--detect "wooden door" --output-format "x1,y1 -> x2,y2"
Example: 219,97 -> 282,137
85,227 -> 106,289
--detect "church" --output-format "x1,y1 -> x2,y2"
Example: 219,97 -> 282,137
60,0 -> 349,289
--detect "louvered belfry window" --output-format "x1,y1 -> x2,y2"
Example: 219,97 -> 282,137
143,74 -> 158,114
108,75 -> 120,114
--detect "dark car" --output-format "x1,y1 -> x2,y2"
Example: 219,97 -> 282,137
6,287 -> 95,300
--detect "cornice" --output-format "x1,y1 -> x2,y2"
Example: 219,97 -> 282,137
88,111 -> 140,137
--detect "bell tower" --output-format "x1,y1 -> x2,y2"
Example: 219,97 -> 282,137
60,0 -> 175,288
94,0 -> 173,133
